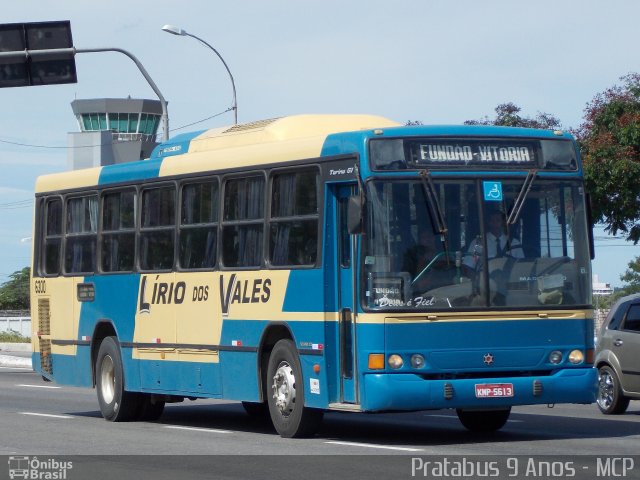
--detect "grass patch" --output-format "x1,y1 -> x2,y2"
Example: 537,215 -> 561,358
0,330 -> 31,343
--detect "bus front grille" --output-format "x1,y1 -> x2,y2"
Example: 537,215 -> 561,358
420,370 -> 553,380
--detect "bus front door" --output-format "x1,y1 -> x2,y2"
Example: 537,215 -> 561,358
336,185 -> 358,404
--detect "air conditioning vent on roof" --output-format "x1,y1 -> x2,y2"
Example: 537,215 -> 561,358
222,117 -> 280,134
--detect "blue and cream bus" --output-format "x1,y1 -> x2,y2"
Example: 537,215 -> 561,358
31,114 -> 597,437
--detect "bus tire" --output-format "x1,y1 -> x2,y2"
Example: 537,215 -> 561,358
597,365 -> 630,415
266,339 -> 323,438
95,336 -> 140,422
137,395 -> 166,421
456,408 -> 511,432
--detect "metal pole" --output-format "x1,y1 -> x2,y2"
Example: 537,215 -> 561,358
0,47 -> 170,141
162,26 -> 237,125
184,34 -> 238,124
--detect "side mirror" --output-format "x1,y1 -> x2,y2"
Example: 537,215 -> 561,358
347,195 -> 365,235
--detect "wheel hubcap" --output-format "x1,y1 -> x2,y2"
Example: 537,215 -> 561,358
597,371 -> 613,409
272,361 -> 296,417
100,355 -> 116,404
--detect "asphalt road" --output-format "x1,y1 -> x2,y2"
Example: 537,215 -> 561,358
1,366 -> 639,479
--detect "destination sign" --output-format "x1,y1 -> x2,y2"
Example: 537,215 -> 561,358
370,137 -> 578,171
419,143 -> 534,164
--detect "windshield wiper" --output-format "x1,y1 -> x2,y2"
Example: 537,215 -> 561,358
419,169 -> 450,258
419,170 -> 447,235
507,169 -> 537,225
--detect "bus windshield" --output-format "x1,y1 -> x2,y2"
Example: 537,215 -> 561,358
364,178 -> 592,310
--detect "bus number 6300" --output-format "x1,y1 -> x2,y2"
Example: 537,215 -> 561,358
34,280 -> 46,294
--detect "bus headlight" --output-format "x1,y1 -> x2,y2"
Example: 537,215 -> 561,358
410,354 -> 425,369
568,350 -> 584,364
388,354 -> 404,369
549,351 -> 563,364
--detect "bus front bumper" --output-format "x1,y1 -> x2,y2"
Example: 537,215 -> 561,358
360,367 -> 597,412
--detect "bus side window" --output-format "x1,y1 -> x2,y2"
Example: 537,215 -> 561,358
65,195 -> 98,274
101,190 -> 136,273
43,197 -> 63,276
269,169 -> 319,267
222,175 -> 265,268
140,186 -> 176,271
180,179 -> 219,270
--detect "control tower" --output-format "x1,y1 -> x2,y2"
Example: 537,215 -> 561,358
67,97 -> 162,169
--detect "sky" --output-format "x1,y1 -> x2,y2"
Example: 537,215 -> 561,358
1,0 -> 639,287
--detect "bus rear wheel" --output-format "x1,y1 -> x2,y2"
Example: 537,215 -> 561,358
95,336 -> 140,422
266,339 -> 323,438
456,408 -> 511,432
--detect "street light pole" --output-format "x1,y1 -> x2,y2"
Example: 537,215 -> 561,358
162,25 -> 237,124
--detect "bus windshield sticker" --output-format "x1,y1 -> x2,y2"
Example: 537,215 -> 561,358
368,273 -> 410,308
409,296 -> 436,307
483,181 -> 503,202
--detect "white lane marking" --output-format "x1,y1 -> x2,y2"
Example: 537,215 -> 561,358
325,441 -> 423,452
16,384 -> 61,389
164,425 -> 232,434
19,412 -> 73,419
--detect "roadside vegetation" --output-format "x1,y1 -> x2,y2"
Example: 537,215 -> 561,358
0,267 -> 29,310
0,330 -> 30,343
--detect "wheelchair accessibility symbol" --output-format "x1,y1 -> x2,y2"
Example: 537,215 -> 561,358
483,181 -> 503,202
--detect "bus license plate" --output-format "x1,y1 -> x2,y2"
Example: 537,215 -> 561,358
475,383 -> 514,398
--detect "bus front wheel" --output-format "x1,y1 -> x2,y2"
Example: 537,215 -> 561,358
95,336 -> 140,422
266,339 -> 323,438
456,408 -> 511,432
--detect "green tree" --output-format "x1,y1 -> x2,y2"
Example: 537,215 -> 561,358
594,293 -> 615,311
618,256 -> 640,297
465,102 -> 562,129
0,267 -> 30,310
576,73 -> 640,244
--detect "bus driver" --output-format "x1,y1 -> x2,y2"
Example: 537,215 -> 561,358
464,210 -> 524,271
